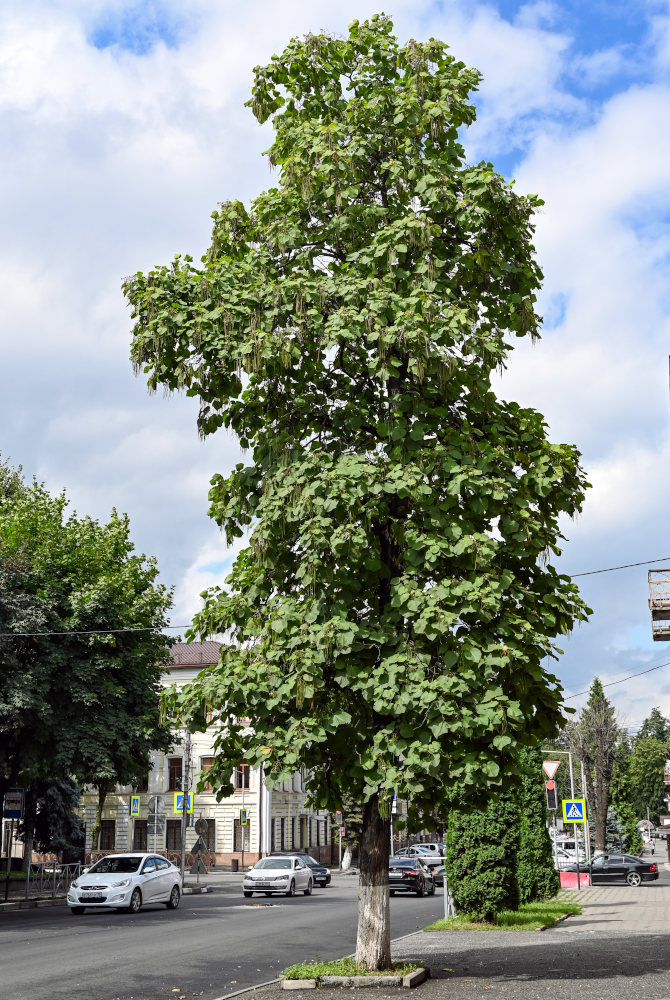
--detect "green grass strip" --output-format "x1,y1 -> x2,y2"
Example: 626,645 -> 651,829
425,899 -> 582,932
281,957 -> 422,980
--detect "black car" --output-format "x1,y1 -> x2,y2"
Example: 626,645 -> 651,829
269,853 -> 331,887
388,857 -> 436,897
566,853 -> 658,886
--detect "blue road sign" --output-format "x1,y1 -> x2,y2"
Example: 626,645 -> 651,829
130,795 -> 140,816
562,798 -> 586,823
174,792 -> 193,814
240,808 -> 248,826
3,788 -> 24,819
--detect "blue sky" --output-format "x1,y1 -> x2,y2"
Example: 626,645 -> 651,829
3,0 -> 670,728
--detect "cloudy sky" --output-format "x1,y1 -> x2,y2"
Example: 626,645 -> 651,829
3,0 -> 670,728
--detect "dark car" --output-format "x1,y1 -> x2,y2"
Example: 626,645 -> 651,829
566,853 -> 658,886
269,852 -> 331,887
388,857 -> 436,897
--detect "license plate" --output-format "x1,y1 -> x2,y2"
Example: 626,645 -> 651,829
255,882 -> 271,887
389,873 -> 402,878
81,893 -> 104,901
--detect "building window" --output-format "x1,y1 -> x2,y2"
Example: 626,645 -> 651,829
100,821 -> 115,850
234,763 -> 250,789
280,817 -> 285,850
233,819 -> 250,852
168,757 -> 182,791
202,818 -> 215,851
133,820 -> 148,851
136,774 -> 149,793
166,820 -> 181,851
201,757 -> 215,792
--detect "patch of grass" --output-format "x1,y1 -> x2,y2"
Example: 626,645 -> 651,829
425,899 -> 581,932
281,957 -> 422,980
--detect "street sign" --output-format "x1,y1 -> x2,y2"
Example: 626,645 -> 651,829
174,792 -> 193,814
562,798 -> 586,823
240,808 -> 248,826
542,760 -> 561,779
3,788 -> 23,819
195,817 -> 208,835
130,795 -> 140,816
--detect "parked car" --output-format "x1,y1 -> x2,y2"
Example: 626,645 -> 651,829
395,845 -> 441,858
243,855 -> 313,897
388,857 -> 436,897
269,852 -> 331,887
564,853 -> 658,886
67,853 -> 182,914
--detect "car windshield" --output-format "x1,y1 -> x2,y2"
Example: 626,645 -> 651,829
255,858 -> 292,870
88,856 -> 143,875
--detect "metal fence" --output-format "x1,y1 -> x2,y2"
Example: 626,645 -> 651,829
24,861 -> 81,899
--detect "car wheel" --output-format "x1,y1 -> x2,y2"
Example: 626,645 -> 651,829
430,881 -> 436,896
303,878 -> 313,896
128,888 -> 142,914
285,880 -> 295,897
243,890 -> 253,897
166,885 -> 180,909
416,880 -> 425,898
70,906 -> 86,914
627,871 -> 642,886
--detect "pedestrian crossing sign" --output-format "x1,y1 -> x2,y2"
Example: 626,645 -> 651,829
130,795 -> 140,816
174,792 -> 193,814
562,798 -> 586,823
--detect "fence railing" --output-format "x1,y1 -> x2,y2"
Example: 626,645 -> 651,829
24,862 -> 81,899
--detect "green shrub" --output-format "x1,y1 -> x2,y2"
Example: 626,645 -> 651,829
515,750 -> 559,902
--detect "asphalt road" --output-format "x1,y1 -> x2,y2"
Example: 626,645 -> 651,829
0,878 -> 443,1000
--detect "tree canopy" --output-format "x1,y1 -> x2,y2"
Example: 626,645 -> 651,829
0,460 -> 174,850
125,15 -> 589,967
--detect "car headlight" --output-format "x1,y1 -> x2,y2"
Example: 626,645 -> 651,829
71,879 -> 79,888
273,875 -> 289,881
112,879 -> 132,888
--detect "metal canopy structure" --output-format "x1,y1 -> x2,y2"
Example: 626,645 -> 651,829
649,570 -> 670,640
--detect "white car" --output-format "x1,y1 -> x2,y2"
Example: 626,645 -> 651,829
243,855 -> 313,897
67,853 -> 182,914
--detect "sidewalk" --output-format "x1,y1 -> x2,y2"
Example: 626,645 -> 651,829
249,868 -> 670,1000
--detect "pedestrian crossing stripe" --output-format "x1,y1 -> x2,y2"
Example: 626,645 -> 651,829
562,798 -> 586,823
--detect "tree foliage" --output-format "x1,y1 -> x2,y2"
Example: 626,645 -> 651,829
570,678 -> 618,852
629,737 -> 667,823
636,707 -> 670,746
0,461 -> 174,852
515,749 -> 558,903
125,16 -> 589,967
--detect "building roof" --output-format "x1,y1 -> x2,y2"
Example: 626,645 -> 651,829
168,641 -> 221,669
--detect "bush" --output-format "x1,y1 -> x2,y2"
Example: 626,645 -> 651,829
515,751 -> 558,902
446,794 -> 519,922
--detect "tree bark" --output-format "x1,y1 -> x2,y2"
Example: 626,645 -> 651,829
90,781 -> 113,851
355,794 -> 391,970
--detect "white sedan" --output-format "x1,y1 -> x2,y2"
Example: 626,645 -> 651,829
67,853 -> 182,914
243,855 -> 313,897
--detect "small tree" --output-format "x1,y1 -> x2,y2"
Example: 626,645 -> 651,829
515,750 -> 558,903
126,16 -> 589,968
446,794 -> 519,920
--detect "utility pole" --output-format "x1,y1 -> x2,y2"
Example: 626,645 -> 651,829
180,731 -> 191,878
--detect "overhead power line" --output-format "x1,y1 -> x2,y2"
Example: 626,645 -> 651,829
565,659 -> 670,701
571,556 -> 670,578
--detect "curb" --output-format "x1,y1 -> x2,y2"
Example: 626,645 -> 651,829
183,885 -> 211,894
280,969 -> 428,990
0,897 -> 67,912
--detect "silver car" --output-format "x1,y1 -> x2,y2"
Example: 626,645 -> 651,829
67,853 -> 182,914
243,855 -> 313,897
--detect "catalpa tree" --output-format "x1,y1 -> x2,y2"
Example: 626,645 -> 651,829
125,16 -> 589,968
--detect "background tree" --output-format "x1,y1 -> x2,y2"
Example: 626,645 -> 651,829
336,791 -> 364,871
18,778 -> 84,861
609,732 -> 643,854
127,16 -> 589,968
629,737 -> 667,825
636,707 -> 670,745
0,463 -> 174,861
571,678 -> 618,852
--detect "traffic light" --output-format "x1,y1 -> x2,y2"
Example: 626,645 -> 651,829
545,780 -> 558,811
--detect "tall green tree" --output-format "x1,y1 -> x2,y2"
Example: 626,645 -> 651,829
609,733 -> 643,854
636,707 -> 670,746
571,678 -> 618,852
0,464 -> 174,858
629,737 -> 667,824
126,16 -> 589,968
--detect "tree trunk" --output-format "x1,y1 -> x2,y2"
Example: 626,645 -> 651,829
22,788 -> 36,874
342,844 -> 353,871
90,781 -> 113,851
355,794 -> 391,970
